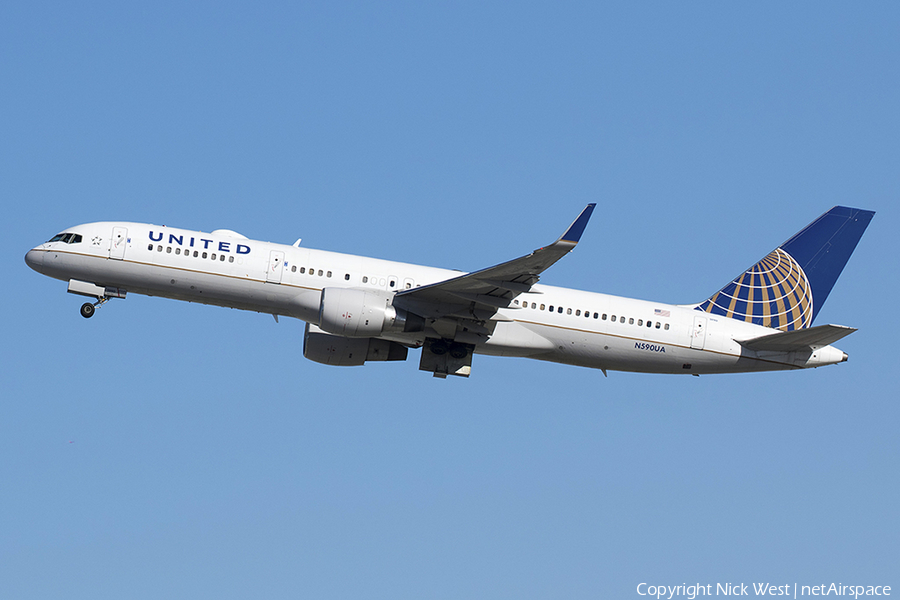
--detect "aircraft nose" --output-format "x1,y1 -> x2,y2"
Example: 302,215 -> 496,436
24,248 -> 44,273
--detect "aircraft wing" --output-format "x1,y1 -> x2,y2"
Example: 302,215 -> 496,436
393,204 -> 595,320
737,323 -> 856,352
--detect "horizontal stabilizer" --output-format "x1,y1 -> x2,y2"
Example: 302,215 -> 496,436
737,324 -> 856,352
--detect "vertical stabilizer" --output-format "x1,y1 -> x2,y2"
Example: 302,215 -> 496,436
696,206 -> 874,330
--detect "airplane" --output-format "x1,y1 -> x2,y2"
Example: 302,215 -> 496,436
24,205 -> 873,378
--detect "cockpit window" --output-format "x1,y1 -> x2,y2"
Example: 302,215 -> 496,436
47,233 -> 83,244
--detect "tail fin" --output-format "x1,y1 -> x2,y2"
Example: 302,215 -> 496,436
696,206 -> 875,330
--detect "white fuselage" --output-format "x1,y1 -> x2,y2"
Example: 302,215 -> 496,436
25,221 -> 849,375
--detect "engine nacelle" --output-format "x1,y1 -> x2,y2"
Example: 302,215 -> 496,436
318,287 -> 423,337
303,323 -> 408,366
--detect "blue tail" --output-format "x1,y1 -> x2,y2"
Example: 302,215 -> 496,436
696,206 -> 875,330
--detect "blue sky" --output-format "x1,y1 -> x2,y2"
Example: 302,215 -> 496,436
2,2 -> 898,598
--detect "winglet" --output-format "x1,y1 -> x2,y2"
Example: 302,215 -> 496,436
558,204 -> 596,244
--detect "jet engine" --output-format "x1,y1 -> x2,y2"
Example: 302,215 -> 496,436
318,287 -> 423,337
303,323 -> 408,366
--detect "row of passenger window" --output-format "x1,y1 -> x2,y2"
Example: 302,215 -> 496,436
151,244 -> 382,286
150,244 -> 236,263
149,243 -> 421,290
363,275 -> 389,287
361,276 -> 414,289
289,265 -> 350,280
513,298 -> 670,330
285,266 -> 408,287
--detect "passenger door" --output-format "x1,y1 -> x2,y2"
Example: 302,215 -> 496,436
690,316 -> 707,350
266,250 -> 284,283
109,227 -> 128,260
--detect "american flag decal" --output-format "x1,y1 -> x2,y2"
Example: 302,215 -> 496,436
654,309 -> 671,317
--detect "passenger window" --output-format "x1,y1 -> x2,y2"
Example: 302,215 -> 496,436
567,308 -> 572,315
362,276 -> 367,283
147,244 -> 153,251
318,269 -> 323,276
575,309 -> 581,316
157,245 -> 163,252
327,271 -> 332,278
202,252 -> 207,259
532,303 -> 536,309
540,304 -> 546,310
211,253 -> 216,260
229,256 -> 234,263
291,266 -> 297,272
611,315 -> 616,322
175,248 -> 181,255
345,274 -> 350,281
638,319 -> 643,326
301,267 -> 306,274
664,323 -> 670,330
220,254 -> 225,261
389,280 -> 395,288
647,320 -> 652,327
558,306 -> 563,314
629,318 -> 634,325
593,312 -> 598,319
549,305 -> 554,312
193,250 -> 199,257
166,247 -> 172,253
655,322 -> 661,329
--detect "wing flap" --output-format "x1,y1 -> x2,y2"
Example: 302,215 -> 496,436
737,324 -> 856,352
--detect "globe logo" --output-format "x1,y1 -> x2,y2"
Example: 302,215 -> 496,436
697,248 -> 813,331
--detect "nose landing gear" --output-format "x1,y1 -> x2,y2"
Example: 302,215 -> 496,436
67,279 -> 125,319
79,296 -> 110,319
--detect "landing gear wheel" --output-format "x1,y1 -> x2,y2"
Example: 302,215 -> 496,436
80,303 -> 95,319
430,340 -> 449,355
449,344 -> 468,359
